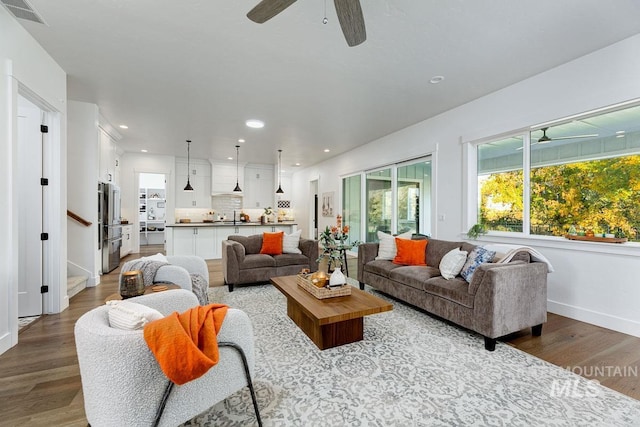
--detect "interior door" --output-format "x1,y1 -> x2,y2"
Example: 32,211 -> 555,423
17,97 -> 43,317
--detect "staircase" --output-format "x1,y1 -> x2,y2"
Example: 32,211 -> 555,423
67,275 -> 88,299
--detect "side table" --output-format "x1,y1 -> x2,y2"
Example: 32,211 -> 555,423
105,284 -> 180,303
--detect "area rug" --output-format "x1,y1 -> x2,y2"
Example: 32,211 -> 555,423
183,283 -> 640,426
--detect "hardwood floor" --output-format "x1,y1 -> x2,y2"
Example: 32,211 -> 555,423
0,249 -> 638,426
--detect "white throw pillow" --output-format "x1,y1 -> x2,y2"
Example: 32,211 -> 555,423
439,248 -> 469,280
283,229 -> 302,254
107,300 -> 164,330
375,231 -> 413,260
141,253 -> 168,263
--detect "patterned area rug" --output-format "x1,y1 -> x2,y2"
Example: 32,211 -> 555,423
184,282 -> 640,426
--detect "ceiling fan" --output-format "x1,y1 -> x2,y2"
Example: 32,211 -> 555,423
247,0 -> 367,47
536,127 -> 598,144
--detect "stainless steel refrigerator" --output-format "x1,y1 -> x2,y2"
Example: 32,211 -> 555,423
98,182 -> 122,273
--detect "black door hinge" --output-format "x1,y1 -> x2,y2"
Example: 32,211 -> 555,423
41,285 -> 49,293
40,233 -> 49,240
40,125 -> 48,133
41,178 -> 48,186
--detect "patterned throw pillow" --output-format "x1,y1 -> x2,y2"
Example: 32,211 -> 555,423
439,248 -> 468,280
460,246 -> 496,283
283,229 -> 302,254
107,300 -> 164,330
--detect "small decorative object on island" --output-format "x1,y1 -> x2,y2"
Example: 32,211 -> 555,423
119,270 -> 144,299
262,206 -> 273,224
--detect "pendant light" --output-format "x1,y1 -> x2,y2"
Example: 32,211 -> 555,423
183,139 -> 194,192
233,145 -> 242,192
276,149 -> 284,194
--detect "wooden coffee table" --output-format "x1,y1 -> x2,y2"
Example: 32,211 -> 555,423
270,275 -> 393,350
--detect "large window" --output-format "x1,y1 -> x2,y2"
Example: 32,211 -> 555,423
476,103 -> 640,241
344,157 -> 432,243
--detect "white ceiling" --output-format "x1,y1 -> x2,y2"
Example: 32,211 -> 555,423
10,0 -> 640,168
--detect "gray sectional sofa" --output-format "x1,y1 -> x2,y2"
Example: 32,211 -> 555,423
222,234 -> 318,292
357,238 -> 549,350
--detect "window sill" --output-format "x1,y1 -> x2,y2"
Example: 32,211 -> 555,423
462,231 -> 640,258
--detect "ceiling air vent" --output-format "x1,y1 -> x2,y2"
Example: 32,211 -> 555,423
2,0 -> 46,24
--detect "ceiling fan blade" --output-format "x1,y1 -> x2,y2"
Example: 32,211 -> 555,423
334,0 -> 366,47
549,133 -> 599,141
247,0 -> 297,23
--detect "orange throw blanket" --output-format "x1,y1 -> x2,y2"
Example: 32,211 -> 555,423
144,304 -> 228,385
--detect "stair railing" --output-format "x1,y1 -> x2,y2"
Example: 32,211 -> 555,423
67,210 -> 92,227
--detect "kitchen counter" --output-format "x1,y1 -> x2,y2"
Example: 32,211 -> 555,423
165,222 -> 298,259
167,221 -> 297,227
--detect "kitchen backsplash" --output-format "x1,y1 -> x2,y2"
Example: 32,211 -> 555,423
211,194 -> 242,215
175,195 -> 295,223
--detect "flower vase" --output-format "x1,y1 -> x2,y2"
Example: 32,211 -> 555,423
329,266 -> 346,287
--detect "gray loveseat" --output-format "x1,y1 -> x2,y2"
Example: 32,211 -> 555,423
222,234 -> 318,292
357,238 -> 548,350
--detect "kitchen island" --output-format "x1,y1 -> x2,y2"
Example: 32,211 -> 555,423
166,222 -> 297,259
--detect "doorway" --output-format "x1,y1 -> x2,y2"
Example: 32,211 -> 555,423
138,173 -> 167,246
17,95 -> 45,317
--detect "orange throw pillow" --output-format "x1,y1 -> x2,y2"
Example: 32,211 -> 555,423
393,238 -> 427,266
260,231 -> 284,255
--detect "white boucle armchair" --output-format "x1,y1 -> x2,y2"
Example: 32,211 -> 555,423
138,255 -> 210,291
74,289 -> 261,427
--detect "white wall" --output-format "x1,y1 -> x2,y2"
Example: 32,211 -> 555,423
0,6 -> 67,355
120,153 -> 176,252
67,101 -> 101,285
293,34 -> 640,338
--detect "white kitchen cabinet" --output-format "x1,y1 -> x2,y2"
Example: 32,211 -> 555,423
243,164 -> 274,209
254,224 -> 293,234
211,162 -> 244,194
175,159 -> 211,208
171,227 -> 217,259
99,129 -> 117,184
120,225 -> 133,258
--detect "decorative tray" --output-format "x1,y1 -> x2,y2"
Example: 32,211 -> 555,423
565,234 -> 627,243
296,274 -> 351,299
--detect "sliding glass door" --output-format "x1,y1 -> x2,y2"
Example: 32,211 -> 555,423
365,168 -> 392,241
342,156 -> 432,243
342,174 -> 362,244
397,159 -> 431,235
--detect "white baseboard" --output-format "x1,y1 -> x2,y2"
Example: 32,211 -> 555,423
0,331 -> 13,356
548,300 -> 640,338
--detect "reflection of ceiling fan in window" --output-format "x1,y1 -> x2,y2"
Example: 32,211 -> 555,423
536,127 -> 598,144
247,0 -> 366,47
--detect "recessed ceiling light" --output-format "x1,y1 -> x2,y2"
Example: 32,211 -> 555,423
119,124 -> 128,129
324,149 -> 330,153
238,138 -> 245,143
295,163 -> 301,166
227,156 -> 233,160
616,130 -> 625,134
616,134 -> 625,138
245,119 -> 264,129
429,75 -> 445,84
141,149 -> 148,153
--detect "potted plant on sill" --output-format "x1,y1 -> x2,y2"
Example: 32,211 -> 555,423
467,223 -> 487,240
